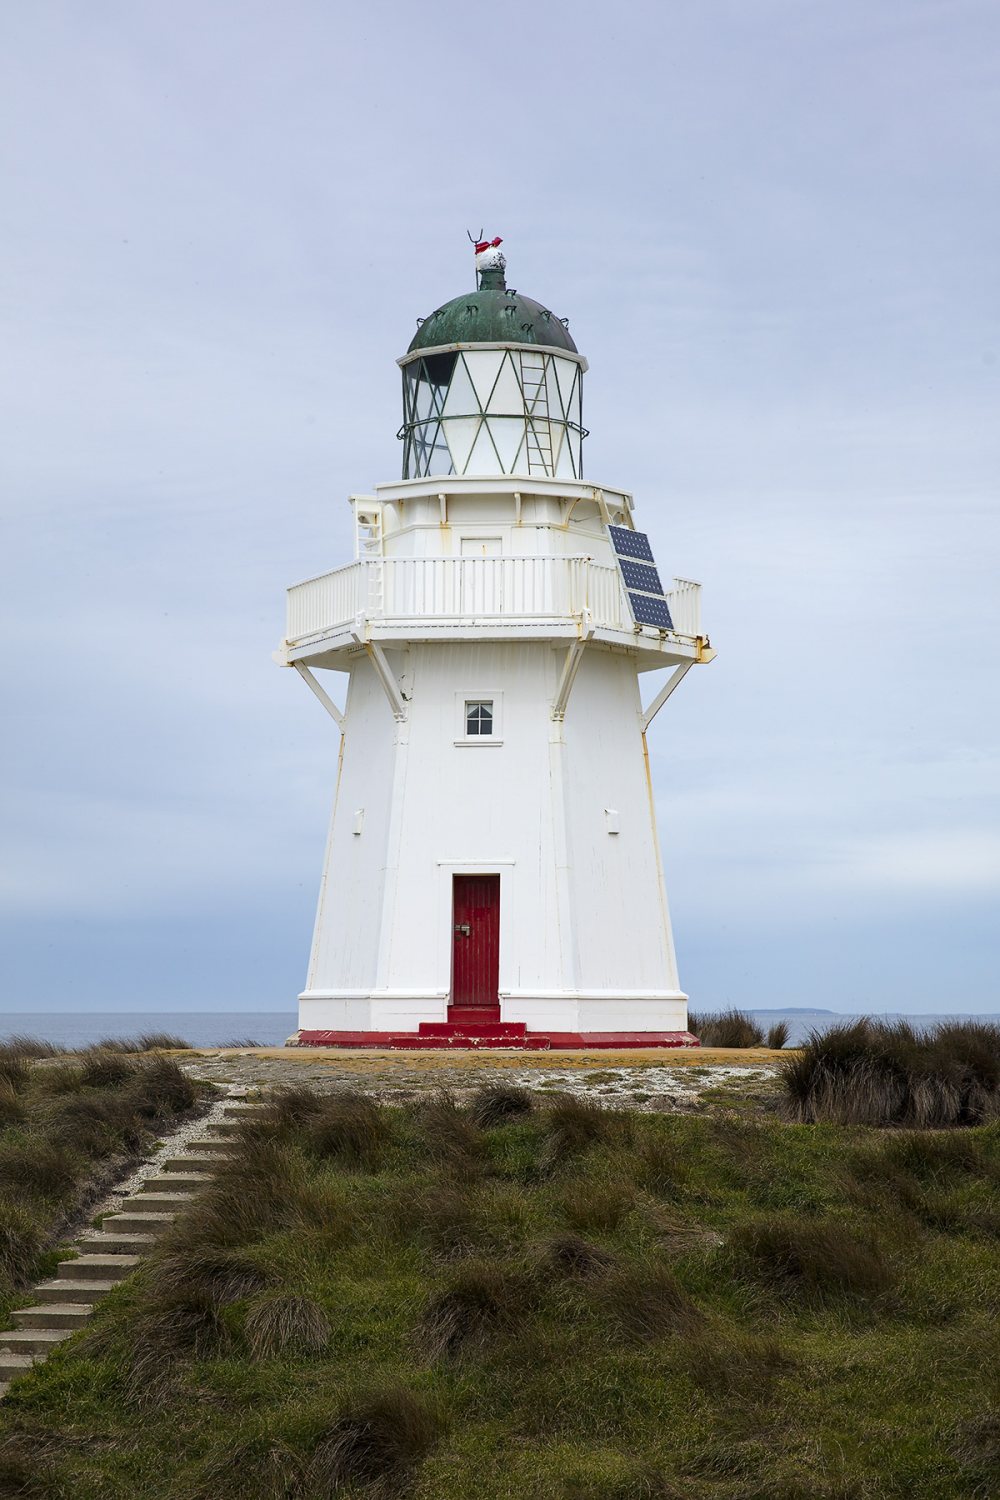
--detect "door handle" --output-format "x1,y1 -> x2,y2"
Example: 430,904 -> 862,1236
454,923 -> 471,936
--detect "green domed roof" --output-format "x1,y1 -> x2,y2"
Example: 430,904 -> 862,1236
407,278 -> 578,357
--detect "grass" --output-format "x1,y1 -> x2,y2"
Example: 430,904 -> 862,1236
0,1039 -> 210,1320
688,1009 -> 766,1048
781,1017 -> 1000,1126
2,1088 -> 1000,1497
767,1020 -> 790,1050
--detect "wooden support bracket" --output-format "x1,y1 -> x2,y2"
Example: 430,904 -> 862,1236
551,615 -> 595,721
349,627 -> 407,721
293,662 -> 345,729
640,661 -> 694,732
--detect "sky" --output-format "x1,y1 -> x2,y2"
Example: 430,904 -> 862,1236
1,0 -> 997,1016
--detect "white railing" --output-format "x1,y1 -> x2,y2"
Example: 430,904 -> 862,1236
286,557 -> 702,642
286,564 -> 362,641
666,578 -> 701,637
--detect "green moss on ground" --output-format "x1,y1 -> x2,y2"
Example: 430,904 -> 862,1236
2,1090 -> 999,1499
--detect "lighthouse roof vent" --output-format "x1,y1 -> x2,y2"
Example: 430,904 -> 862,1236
406,237 -> 578,357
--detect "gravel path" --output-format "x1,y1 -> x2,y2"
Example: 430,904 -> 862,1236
175,1049 -> 782,1113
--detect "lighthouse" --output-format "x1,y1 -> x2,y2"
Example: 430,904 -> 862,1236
278,240 -> 714,1047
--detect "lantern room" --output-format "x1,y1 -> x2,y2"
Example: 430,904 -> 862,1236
398,240 -> 587,480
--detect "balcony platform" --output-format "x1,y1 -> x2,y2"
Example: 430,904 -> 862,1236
278,555 -> 707,670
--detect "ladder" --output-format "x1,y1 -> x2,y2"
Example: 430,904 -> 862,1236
519,352 -> 553,476
352,498 -> 384,616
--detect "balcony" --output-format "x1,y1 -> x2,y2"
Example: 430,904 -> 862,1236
284,556 -> 704,661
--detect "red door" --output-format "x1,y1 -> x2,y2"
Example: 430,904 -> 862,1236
451,875 -> 500,1012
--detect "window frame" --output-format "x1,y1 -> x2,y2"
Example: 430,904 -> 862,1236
454,690 -> 504,747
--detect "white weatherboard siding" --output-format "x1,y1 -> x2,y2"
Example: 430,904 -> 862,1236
299,640 -> 686,1034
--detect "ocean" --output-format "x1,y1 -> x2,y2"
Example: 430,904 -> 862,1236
1,1008 -> 998,1050
0,1011 -> 297,1050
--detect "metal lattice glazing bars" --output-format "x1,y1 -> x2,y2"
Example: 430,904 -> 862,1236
399,350 -> 587,480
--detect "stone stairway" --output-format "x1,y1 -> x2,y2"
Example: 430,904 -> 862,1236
0,1096 -> 262,1399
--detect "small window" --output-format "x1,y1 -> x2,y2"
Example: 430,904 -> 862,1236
465,700 -> 494,737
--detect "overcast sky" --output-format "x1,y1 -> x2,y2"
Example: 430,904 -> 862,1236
2,0 -> 997,1016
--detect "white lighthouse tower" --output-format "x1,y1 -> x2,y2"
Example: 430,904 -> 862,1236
278,240 -> 714,1048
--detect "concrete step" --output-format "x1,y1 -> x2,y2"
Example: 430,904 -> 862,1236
58,1254 -> 140,1282
388,1034 -> 543,1050
222,1101 -> 264,1117
139,1173 -> 207,1193
33,1280 -> 114,1305
118,1192 -> 193,1214
204,1120 -> 243,1136
0,1328 -> 73,1356
13,1304 -> 92,1331
0,1354 -> 35,1381
101,1211 -> 175,1235
77,1229 -> 159,1255
183,1138 -> 234,1155
419,1021 -> 527,1038
160,1153 -> 221,1173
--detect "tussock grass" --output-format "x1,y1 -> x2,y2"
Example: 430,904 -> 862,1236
128,1056 -> 198,1119
0,1138 -> 78,1200
393,1182 -> 478,1259
0,1083 -> 26,1128
0,1046 -> 31,1091
420,1260 -> 534,1359
165,1142 -> 312,1250
783,1018 -> 1000,1127
89,1289 -> 231,1404
0,1197 -> 44,1284
90,1032 -> 193,1053
559,1179 -> 635,1234
633,1135 -> 690,1199
948,1407 -> 1000,1482
307,1089 -> 389,1167
679,1327 -> 794,1400
417,1091 -> 481,1167
542,1233 -> 615,1279
0,1035 -> 60,1060
469,1082 -> 534,1128
244,1292 -> 331,1359
30,1062 -> 86,1096
44,1093 -> 143,1157
0,1435 -> 67,1499
7,1095 -> 1000,1498
726,1217 -> 895,1304
78,1049 -> 138,1089
543,1093 -> 618,1166
688,1009 -> 766,1048
146,1245 -> 274,1307
597,1261 -> 702,1340
305,1388 -> 440,1495
248,1085 -> 324,1137
134,1032 -> 193,1051
185,1434 -> 304,1500
767,1020 -> 790,1050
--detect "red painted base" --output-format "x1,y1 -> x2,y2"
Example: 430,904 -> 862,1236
295,1021 -> 700,1051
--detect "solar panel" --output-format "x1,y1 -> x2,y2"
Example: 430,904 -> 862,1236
629,592 -> 675,630
618,558 -> 664,594
608,525 -> 655,563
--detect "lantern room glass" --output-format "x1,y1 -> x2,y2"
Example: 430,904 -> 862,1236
399,349 -> 586,480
